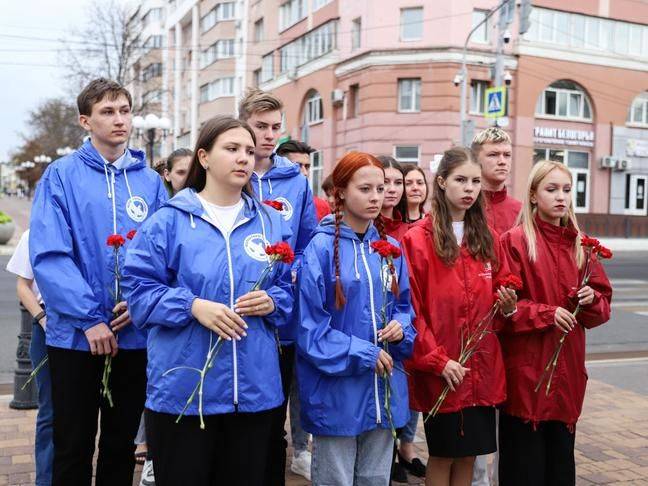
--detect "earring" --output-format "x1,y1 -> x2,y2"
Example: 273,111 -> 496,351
203,165 -> 209,170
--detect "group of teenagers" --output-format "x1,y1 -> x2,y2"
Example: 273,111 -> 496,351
9,77 -> 612,486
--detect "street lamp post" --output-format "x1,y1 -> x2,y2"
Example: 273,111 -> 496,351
132,114 -> 172,166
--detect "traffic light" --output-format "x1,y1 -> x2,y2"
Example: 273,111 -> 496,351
519,0 -> 532,35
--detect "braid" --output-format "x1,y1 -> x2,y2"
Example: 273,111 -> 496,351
333,194 -> 346,309
374,215 -> 400,297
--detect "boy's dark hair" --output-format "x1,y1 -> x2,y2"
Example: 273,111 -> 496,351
276,140 -> 315,157
77,78 -> 133,116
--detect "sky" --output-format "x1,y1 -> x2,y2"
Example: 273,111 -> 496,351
0,1 -> 127,162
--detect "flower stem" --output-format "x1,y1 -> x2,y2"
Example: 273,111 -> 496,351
21,356 -> 49,390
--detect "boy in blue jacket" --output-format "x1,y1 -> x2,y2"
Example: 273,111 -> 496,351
239,88 -> 318,484
29,78 -> 168,486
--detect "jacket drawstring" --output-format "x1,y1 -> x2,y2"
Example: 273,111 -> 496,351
105,166 -> 117,235
189,213 -> 196,229
268,178 -> 273,195
103,164 -> 112,199
352,240 -> 360,279
123,167 -> 134,201
259,209 -> 269,252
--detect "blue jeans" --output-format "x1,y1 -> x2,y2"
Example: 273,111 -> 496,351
398,410 -> 420,443
289,362 -> 309,454
312,428 -> 394,486
30,320 -> 53,486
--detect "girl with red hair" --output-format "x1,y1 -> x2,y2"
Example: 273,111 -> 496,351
296,152 -> 415,485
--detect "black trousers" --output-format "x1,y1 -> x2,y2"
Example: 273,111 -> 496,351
47,346 -> 147,486
146,407 -> 276,486
498,412 -> 576,486
264,343 -> 295,486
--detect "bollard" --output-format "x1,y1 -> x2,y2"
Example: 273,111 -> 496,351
10,305 -> 37,409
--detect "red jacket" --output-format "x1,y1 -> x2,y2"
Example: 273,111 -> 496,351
483,188 -> 522,235
313,196 -> 331,221
499,217 -> 612,427
401,216 -> 508,414
382,211 -> 410,242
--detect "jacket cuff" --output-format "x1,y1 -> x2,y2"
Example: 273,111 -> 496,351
350,337 -> 381,372
81,320 -> 107,332
431,346 -> 450,376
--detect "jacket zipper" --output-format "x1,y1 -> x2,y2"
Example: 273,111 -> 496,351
198,212 -> 250,407
257,176 -> 263,200
460,251 -> 478,406
359,242 -> 382,424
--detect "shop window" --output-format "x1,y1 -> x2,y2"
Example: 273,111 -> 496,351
625,174 -> 647,215
534,148 -> 590,212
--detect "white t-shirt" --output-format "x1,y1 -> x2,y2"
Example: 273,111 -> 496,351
197,195 -> 244,235
452,221 -> 465,245
6,230 -> 42,303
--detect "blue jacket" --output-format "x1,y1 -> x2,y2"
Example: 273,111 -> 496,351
250,154 -> 317,344
297,216 -> 415,436
29,140 -> 168,351
122,189 -> 293,415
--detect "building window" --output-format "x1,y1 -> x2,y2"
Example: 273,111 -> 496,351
625,174 -> 647,215
143,89 -> 162,105
254,18 -> 264,42
142,63 -> 162,82
400,7 -> 423,41
312,0 -> 332,11
261,53 -> 274,82
628,92 -> 648,126
199,77 -> 235,103
394,145 -> 420,164
351,17 -> 362,50
398,78 -> 421,112
201,39 -> 235,68
310,150 -> 323,196
470,80 -> 489,114
525,7 -> 648,58
144,35 -> 164,52
472,10 -> 490,44
143,8 -> 162,27
533,148 -> 590,212
306,91 -> 323,124
253,68 -> 261,87
279,0 -> 306,31
535,80 -> 593,121
279,20 -> 337,73
201,2 -> 236,32
349,84 -> 359,118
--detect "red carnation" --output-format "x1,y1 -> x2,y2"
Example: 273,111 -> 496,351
497,274 -> 523,291
371,240 -> 401,259
263,200 -> 284,211
106,234 -> 126,249
266,242 -> 295,265
126,229 -> 137,240
597,246 -> 613,259
580,236 -> 600,249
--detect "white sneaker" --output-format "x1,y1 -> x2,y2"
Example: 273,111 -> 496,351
290,450 -> 312,481
139,459 -> 155,486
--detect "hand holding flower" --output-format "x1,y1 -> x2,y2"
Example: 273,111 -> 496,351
374,349 -> 394,375
235,290 -> 276,316
553,307 -> 577,333
110,301 -> 132,332
577,285 -> 595,306
441,360 -> 470,392
191,298 -> 248,341
377,319 -> 403,343
496,286 -> 518,315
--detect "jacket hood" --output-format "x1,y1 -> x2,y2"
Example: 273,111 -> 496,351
77,139 -> 147,172
263,154 -> 301,179
315,214 -> 380,241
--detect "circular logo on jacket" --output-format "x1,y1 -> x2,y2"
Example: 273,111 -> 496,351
274,197 -> 293,221
381,263 -> 398,292
126,196 -> 148,222
244,233 -> 270,262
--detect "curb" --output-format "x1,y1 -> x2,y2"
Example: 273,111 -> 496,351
598,238 -> 648,252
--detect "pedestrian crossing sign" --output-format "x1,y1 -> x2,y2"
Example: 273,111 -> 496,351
484,87 -> 507,118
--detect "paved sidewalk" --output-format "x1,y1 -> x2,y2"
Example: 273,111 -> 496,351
0,378 -> 647,485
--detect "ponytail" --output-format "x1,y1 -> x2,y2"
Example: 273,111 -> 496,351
333,192 -> 346,309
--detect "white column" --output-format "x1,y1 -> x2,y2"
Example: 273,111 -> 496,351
174,23 -> 182,150
190,4 -> 199,148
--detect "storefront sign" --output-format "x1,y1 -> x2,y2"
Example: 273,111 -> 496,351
626,139 -> 648,158
533,126 -> 595,147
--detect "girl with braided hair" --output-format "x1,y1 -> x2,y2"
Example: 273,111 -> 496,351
296,151 -> 415,485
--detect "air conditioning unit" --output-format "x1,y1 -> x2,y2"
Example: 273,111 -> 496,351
615,159 -> 632,171
331,89 -> 345,106
600,156 -> 615,169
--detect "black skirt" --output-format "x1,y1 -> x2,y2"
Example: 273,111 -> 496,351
423,406 -> 497,458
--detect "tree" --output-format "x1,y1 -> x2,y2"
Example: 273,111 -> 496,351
60,0 -> 141,92
10,98 -> 85,164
